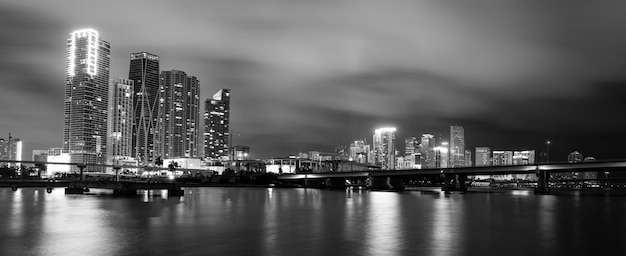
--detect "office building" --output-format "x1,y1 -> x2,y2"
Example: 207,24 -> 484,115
434,141 -> 449,168
420,134 -> 436,169
156,70 -> 200,159
63,29 -> 110,171
106,78 -> 134,164
204,89 -> 231,160
405,137 -> 419,156
0,136 -> 22,166
512,150 -> 535,165
349,140 -> 370,164
465,150 -> 472,167
475,147 -> 491,167
129,52 -> 160,165
492,150 -> 513,166
373,127 -> 396,170
450,125 -> 465,167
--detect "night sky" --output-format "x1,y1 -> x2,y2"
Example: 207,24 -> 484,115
2,0 -> 626,161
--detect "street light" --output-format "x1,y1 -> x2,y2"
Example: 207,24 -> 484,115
546,140 -> 551,163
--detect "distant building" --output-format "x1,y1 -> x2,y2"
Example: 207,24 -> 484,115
32,150 -> 48,162
349,140 -> 370,164
475,147 -> 491,167
450,126 -> 465,167
0,136 -> 22,166
334,145 -> 349,161
204,89 -> 231,160
156,70 -> 200,159
512,150 -> 535,165
63,29 -> 110,172
405,137 -> 419,156
129,52 -> 160,165
232,145 -> 250,161
107,78 -> 134,165
373,127 -> 396,170
465,150 -> 472,167
492,150 -> 513,166
568,151 -> 584,163
420,134 -> 436,169
46,148 -> 71,175
434,142 -> 449,168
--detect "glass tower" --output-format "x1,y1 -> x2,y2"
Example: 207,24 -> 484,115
450,125 -> 465,167
63,29 -> 111,172
204,89 -> 231,160
128,52 -> 160,165
107,78 -> 134,163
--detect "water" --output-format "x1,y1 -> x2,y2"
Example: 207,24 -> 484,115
0,187 -> 625,256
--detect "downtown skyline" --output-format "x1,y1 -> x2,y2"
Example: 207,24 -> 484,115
2,0 -> 626,161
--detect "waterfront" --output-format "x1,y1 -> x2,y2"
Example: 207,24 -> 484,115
0,187 -> 625,256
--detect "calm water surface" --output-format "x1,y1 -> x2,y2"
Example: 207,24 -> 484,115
0,187 -> 625,256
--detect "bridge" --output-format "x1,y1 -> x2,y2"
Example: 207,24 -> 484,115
276,160 -> 626,193
0,160 -> 185,196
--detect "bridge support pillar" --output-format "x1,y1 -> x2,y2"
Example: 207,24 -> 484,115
368,176 -> 404,191
168,184 -> 184,197
324,178 -> 347,189
535,171 -> 550,194
442,174 -> 467,192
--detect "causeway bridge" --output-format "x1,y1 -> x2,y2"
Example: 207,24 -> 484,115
276,160 -> 626,193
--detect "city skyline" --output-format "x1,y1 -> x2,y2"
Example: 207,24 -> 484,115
2,0 -> 626,161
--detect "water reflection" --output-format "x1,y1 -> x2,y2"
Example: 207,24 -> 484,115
365,192 -> 401,256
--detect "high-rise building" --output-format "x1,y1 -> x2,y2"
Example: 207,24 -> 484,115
512,150 -> 535,165
0,136 -> 22,166
63,29 -> 110,171
465,150 -> 472,167
204,89 -> 231,160
475,147 -> 491,167
492,150 -> 513,166
420,134 -> 435,169
568,151 -> 584,163
405,137 -> 419,156
156,70 -> 200,159
107,78 -> 134,164
450,125 -> 465,167
349,140 -> 370,164
129,52 -> 160,165
373,127 -> 396,170
434,141 -> 449,168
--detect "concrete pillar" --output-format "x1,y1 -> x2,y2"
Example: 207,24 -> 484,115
77,164 -> 86,181
535,170 -> 550,194
368,176 -> 404,191
113,166 -> 121,182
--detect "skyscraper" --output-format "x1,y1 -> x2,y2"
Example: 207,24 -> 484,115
128,52 -> 160,165
156,70 -> 200,159
0,135 -> 22,165
107,78 -> 134,164
204,89 -> 231,160
475,147 -> 491,167
373,127 -> 396,170
349,139 -> 370,164
63,29 -> 110,171
450,125 -> 465,167
420,134 -> 435,169
405,137 -> 418,156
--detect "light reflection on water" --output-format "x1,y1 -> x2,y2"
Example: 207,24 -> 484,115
0,187 -> 625,256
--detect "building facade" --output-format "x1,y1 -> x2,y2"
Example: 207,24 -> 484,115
492,150 -> 513,166
405,137 -> 419,156
156,70 -> 200,159
129,52 -> 160,165
0,136 -> 22,165
420,134 -> 435,169
349,139 -> 370,164
63,29 -> 110,171
372,127 -> 396,170
204,89 -> 231,160
475,147 -> 491,167
450,125 -> 465,167
106,78 -> 134,164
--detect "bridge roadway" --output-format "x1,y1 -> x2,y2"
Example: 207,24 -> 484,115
277,160 -> 626,193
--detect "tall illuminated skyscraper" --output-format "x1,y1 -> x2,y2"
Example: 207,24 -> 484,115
450,125 -> 465,167
106,78 -> 134,164
373,127 -> 396,170
63,29 -> 110,171
156,70 -> 200,159
129,52 -> 160,165
420,134 -> 435,169
204,89 -> 231,160
405,137 -> 418,156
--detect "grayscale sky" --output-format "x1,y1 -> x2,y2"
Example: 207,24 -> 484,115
2,0 -> 626,161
